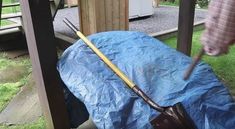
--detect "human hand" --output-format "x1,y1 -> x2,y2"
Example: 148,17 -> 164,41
200,0 -> 235,56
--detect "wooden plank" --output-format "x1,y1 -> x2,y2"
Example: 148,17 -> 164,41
96,0 -> 106,32
0,28 -> 21,43
79,0 -> 93,35
55,32 -> 76,50
177,0 -> 196,56
88,0 -> 96,34
1,12 -> 22,20
150,21 -> 205,41
19,0 -> 70,129
78,0 -> 84,33
0,0 -> 2,26
2,2 -> 20,7
66,0 -> 78,7
119,0 -> 128,30
80,0 -> 100,35
79,0 -> 128,35
119,0 -> 125,30
0,23 -> 21,31
0,32 -> 26,51
112,0 -> 120,30
104,0 -> 113,30
125,0 -> 129,30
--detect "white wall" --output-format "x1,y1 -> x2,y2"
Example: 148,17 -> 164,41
129,0 -> 154,19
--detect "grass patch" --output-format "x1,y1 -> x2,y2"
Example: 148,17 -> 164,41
0,52 -> 46,128
0,53 -> 31,70
0,20 -> 14,26
2,0 -> 20,14
0,54 -> 31,112
0,117 -> 46,129
3,0 -> 17,4
1,6 -> 20,14
160,0 -> 180,6
0,82 -> 22,112
163,30 -> 235,95
0,53 -> 31,111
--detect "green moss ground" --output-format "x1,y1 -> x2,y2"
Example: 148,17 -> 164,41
0,53 -> 45,128
160,0 -> 180,6
0,53 -> 31,111
0,117 -> 45,129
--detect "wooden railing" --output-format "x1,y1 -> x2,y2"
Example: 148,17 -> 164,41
2,2 -> 20,7
0,1 -> 22,31
0,0 -> 76,32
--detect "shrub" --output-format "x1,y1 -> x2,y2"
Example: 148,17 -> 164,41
160,0 -> 180,5
197,0 -> 209,8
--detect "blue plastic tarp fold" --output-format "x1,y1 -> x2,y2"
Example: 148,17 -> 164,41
58,31 -> 235,129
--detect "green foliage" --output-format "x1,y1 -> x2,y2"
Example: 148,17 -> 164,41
0,117 -> 46,129
0,69 -> 30,113
160,0 -> 180,6
0,20 -> 13,26
3,0 -> 19,4
0,82 -> 22,112
197,0 -> 209,8
2,0 -> 20,14
163,30 -> 235,95
1,6 -> 21,14
0,53 -> 31,111
0,52 -> 45,129
0,54 -> 31,70
160,0 -> 208,8
175,0 -> 180,5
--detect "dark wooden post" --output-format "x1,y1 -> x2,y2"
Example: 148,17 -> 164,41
20,0 -> 70,128
0,0 -> 2,25
177,0 -> 196,56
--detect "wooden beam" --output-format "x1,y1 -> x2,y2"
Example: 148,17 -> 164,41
55,32 -> 76,50
19,0 -> 70,128
1,12 -> 22,20
96,0 -> 106,32
2,2 -> 20,7
120,0 -> 129,30
79,0 -> 129,36
177,0 -> 196,56
150,21 -> 205,41
0,0 -> 2,26
104,0 -> 113,31
0,23 -> 21,31
125,0 -> 129,30
0,29 -> 27,51
112,0 -> 120,30
67,0 -> 78,7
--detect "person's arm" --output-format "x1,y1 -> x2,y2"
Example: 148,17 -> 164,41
201,0 -> 235,56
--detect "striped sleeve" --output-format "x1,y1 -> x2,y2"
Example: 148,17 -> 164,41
201,0 -> 235,56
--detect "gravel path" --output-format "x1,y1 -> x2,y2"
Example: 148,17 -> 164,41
53,6 -> 207,38
129,6 -> 207,33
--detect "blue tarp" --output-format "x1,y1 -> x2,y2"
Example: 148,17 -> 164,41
57,31 -> 235,129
